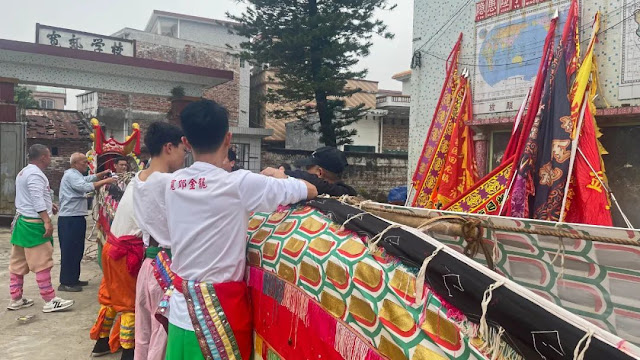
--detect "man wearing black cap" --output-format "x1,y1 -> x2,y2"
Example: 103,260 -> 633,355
283,146 -> 357,196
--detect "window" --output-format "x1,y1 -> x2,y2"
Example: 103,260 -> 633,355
51,147 -> 59,156
39,99 -> 55,109
600,125 -> 640,228
231,143 -> 250,170
344,145 -> 375,153
489,130 -> 511,172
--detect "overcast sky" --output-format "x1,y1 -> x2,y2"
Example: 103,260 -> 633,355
1,0 -> 413,110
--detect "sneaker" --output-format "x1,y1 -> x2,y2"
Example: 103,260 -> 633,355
42,297 -> 74,313
58,284 -> 82,292
120,348 -> 134,360
7,298 -> 34,310
91,337 -> 111,357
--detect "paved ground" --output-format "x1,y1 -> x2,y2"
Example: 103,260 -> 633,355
0,217 -> 121,360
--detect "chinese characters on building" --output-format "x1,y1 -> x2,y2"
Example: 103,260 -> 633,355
36,24 -> 135,57
476,0 -> 547,21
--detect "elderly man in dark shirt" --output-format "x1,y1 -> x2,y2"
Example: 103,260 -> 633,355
276,146 -> 357,197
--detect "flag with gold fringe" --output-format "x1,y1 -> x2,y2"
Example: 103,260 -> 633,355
411,34 -> 463,208
564,12 -> 613,226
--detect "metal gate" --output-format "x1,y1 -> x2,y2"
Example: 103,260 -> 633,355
0,122 -> 26,217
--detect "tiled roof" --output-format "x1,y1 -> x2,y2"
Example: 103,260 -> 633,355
392,70 -> 412,80
24,109 -> 91,140
264,78 -> 379,142
377,89 -> 403,96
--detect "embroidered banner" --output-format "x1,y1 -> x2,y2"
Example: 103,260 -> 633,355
444,156 -> 513,215
411,35 -> 462,207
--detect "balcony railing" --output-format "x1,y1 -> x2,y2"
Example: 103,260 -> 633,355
376,95 -> 411,107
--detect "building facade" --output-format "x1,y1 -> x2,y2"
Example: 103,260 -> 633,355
23,109 -> 92,195
253,69 -> 410,153
77,10 -> 271,172
410,0 -> 640,228
25,85 -> 66,110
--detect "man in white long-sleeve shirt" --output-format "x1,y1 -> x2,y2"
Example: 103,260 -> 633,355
132,121 -> 186,360
158,100 -> 317,360
58,153 -> 115,292
8,144 -> 74,313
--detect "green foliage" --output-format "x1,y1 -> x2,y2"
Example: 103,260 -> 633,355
228,0 -> 395,147
170,86 -> 186,99
14,86 -> 39,110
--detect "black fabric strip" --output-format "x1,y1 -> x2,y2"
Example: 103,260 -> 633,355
307,198 -> 634,360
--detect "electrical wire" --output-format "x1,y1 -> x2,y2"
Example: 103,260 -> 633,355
418,0 -> 637,64
421,9 -> 636,69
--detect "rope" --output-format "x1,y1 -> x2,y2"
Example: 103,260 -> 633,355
551,237 -> 566,281
340,212 -> 365,232
491,327 -> 506,360
367,224 -> 401,254
357,200 -> 373,210
418,215 -> 495,270
417,215 -> 466,231
479,280 -> 505,341
461,218 -> 495,271
352,201 -> 640,247
415,245 -> 444,306
573,329 -> 594,360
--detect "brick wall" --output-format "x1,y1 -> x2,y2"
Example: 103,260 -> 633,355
27,138 -> 91,195
262,148 -> 408,202
97,94 -> 170,117
382,118 -> 409,152
108,41 -> 241,126
98,93 -> 129,110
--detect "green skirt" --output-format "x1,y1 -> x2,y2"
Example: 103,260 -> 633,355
10,216 -> 53,248
166,323 -> 204,360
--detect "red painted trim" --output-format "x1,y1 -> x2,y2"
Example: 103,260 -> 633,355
0,39 -> 234,81
596,106 -> 640,117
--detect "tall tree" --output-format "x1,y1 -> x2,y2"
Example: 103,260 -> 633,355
14,86 -> 39,110
229,0 -> 395,147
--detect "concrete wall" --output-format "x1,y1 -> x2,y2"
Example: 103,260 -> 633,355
77,92 -> 99,118
341,113 -> 382,152
112,28 -> 245,126
409,0 -> 475,185
262,148 -> 408,202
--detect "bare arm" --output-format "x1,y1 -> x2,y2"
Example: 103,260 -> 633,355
38,210 -> 53,238
302,180 -> 318,199
93,177 -> 117,189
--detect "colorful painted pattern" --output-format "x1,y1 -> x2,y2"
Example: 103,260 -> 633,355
152,252 -> 242,360
247,206 -> 489,360
444,157 -> 513,215
360,202 -> 640,347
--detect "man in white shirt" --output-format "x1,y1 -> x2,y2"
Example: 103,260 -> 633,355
159,100 -> 317,360
58,153 -> 114,292
8,144 -> 74,313
89,163 -> 145,360
132,121 -> 186,360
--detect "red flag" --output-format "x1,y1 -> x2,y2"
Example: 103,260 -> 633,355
564,106 -> 612,226
430,77 -> 478,208
411,34 -> 463,208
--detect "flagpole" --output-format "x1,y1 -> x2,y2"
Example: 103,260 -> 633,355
558,88 -> 589,224
405,186 -> 415,207
498,89 -> 532,216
